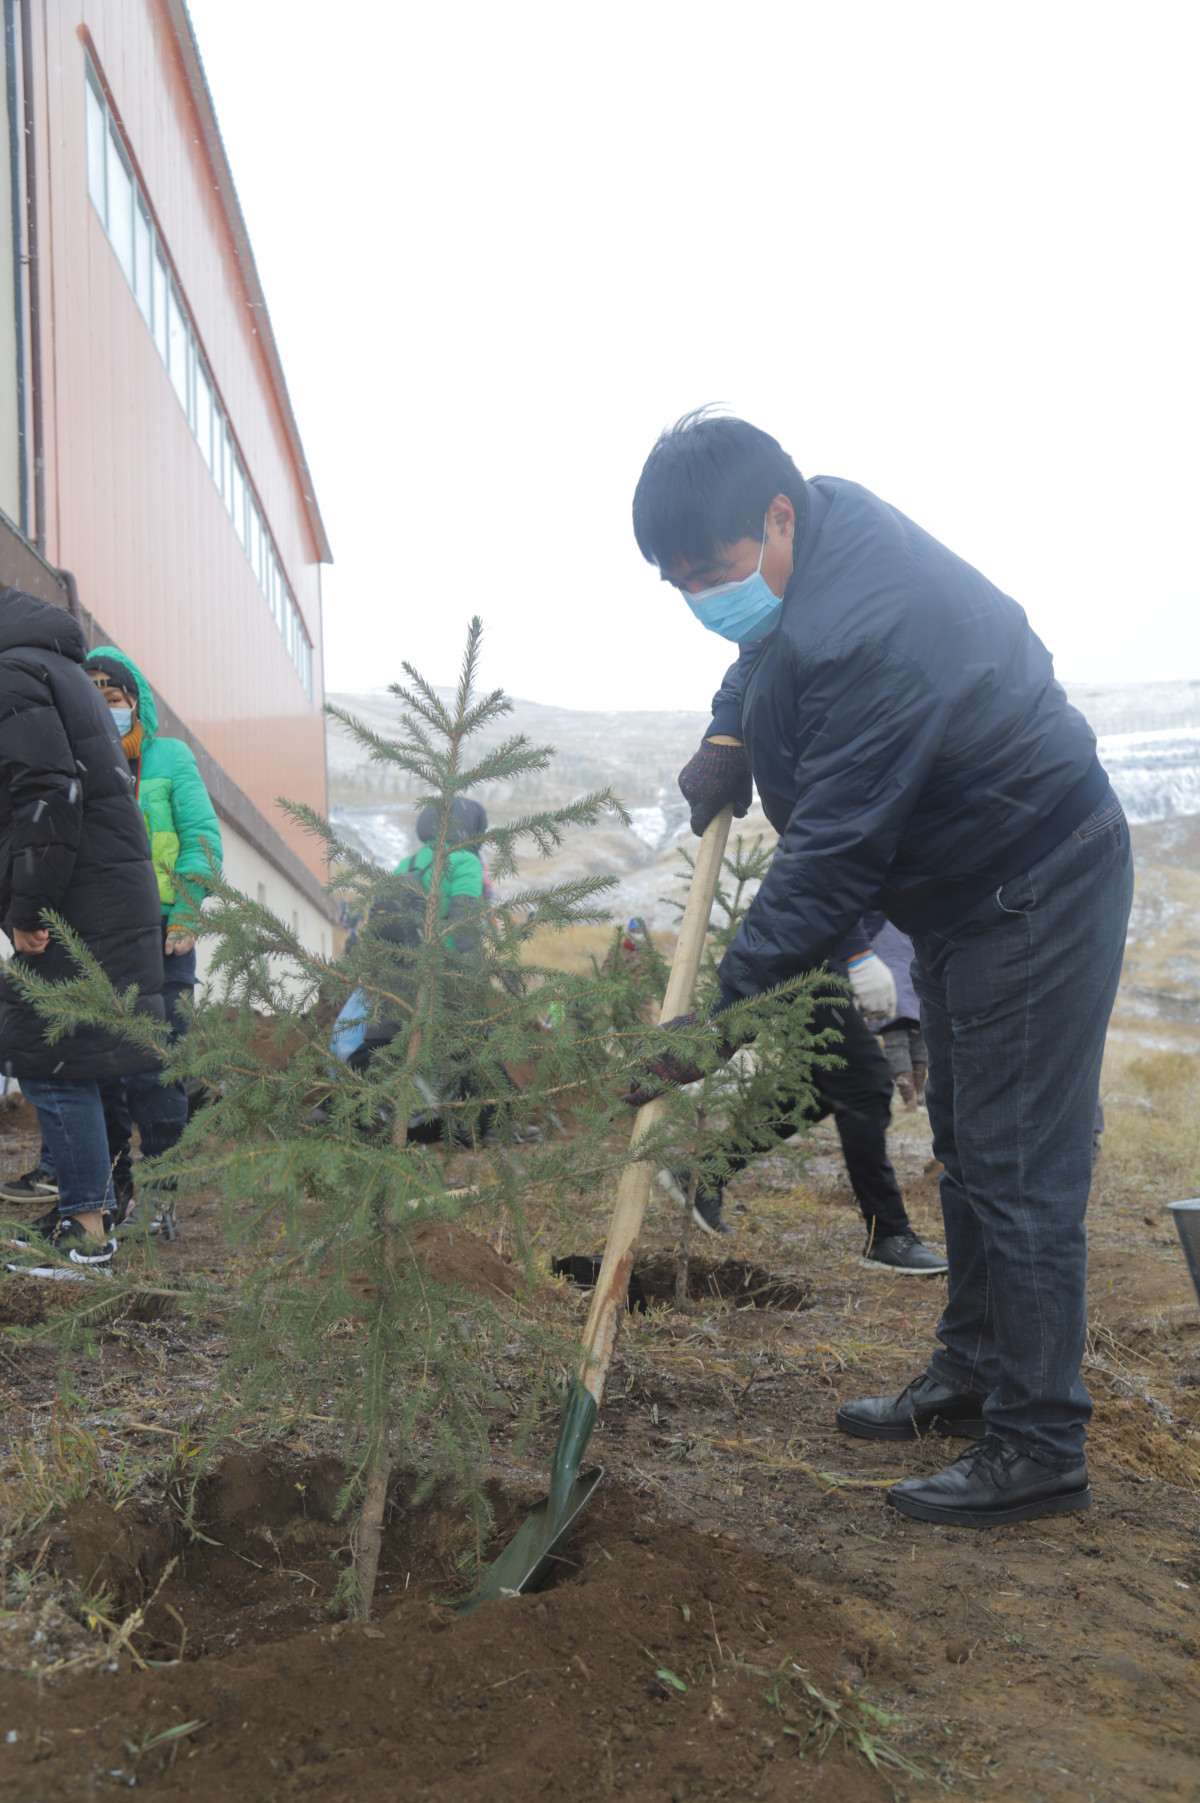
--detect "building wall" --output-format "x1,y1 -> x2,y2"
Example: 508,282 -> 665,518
30,0 -> 327,879
199,821 -> 333,978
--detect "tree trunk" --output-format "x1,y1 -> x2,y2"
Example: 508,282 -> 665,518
354,1214 -> 397,1618
675,1178 -> 698,1309
354,1449 -> 390,1619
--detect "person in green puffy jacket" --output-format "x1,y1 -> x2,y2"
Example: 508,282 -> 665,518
394,798 -> 488,954
76,646 -> 222,1231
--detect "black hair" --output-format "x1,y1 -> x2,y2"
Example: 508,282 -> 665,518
631,409 -> 805,570
416,796 -> 488,846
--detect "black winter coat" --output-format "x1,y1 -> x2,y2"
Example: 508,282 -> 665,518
0,589 -> 164,1080
710,477 -> 1106,1001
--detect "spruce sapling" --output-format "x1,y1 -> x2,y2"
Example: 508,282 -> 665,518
8,619 -> 660,1617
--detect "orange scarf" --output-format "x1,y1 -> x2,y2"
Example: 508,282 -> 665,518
122,720 -> 145,762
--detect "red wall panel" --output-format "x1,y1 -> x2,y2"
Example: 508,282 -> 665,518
34,0 -> 327,879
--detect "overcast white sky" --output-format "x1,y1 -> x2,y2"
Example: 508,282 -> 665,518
188,0 -> 1199,712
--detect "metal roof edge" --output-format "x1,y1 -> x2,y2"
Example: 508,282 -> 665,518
164,0 -> 334,566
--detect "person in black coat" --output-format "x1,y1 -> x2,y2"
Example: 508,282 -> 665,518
631,413 -> 1132,1531
0,589 -> 164,1263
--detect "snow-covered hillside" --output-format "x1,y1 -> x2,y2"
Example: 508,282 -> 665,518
327,679 -> 1200,871
1094,728 -> 1200,825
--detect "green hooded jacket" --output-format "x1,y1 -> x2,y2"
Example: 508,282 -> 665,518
88,646 -> 223,928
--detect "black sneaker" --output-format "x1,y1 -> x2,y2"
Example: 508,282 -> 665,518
9,1211 -> 115,1267
18,1205 -> 62,1241
657,1168 -> 733,1235
0,1166 -> 59,1205
861,1230 -> 947,1274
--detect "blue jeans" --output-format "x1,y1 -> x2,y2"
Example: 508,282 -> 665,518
20,1077 -> 115,1219
910,787 -> 1133,1469
38,923 -> 195,1187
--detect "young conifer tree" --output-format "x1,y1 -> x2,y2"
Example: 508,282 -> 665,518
8,620 -> 675,1617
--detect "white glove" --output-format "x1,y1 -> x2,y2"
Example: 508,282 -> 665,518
846,950 -> 897,1022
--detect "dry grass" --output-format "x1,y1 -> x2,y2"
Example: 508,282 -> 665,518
519,921 -> 678,975
1100,1042 -> 1200,1204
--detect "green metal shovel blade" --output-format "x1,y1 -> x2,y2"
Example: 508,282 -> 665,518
460,1382 -> 601,1613
459,1465 -> 603,1613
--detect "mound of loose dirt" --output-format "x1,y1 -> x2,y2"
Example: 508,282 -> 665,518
409,1221 -> 519,1299
1089,1395 -> 1200,1488
2,1454 -> 895,1802
636,1254 -> 813,1313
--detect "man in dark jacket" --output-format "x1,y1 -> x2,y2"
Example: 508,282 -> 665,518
0,589 -> 164,1263
631,413 -> 1132,1529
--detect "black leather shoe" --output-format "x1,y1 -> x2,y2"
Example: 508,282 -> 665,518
886,1434 -> 1091,1527
836,1371 -> 988,1441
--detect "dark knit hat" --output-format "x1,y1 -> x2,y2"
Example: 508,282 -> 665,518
85,652 -> 137,697
415,797 -> 488,846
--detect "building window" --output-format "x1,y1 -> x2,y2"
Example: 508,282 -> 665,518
84,57 -> 314,701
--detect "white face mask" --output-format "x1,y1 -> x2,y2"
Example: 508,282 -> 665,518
111,706 -> 134,736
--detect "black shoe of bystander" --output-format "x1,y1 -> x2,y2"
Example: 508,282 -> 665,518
861,1230 -> 947,1274
10,1208 -> 115,1266
0,1166 -> 59,1205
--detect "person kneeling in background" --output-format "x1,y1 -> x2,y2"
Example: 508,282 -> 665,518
0,590 -> 164,1264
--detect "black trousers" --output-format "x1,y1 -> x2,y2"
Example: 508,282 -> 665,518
711,999 -> 910,1240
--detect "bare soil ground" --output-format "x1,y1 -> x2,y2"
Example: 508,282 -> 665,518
0,1060 -> 1197,1803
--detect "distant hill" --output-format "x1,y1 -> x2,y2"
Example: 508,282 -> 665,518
325,678 -> 1200,1025
326,678 -> 1200,879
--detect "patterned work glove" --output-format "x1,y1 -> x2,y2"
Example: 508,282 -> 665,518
621,1012 -> 704,1106
677,740 -> 752,836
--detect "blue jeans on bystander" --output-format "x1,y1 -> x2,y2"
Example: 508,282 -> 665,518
911,786 -> 1133,1470
18,1077 -> 115,1220
34,922 -> 195,1192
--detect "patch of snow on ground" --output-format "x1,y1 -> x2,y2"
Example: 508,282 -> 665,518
329,807 -> 412,868
628,806 -> 667,850
1100,727 -> 1200,825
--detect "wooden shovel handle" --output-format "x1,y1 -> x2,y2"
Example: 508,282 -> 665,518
579,805 -> 735,1403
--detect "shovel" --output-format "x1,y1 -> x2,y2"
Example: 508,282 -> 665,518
460,804 -> 734,1612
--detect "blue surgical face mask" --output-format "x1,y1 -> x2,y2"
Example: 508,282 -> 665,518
111,706 -> 134,736
682,521 -> 783,644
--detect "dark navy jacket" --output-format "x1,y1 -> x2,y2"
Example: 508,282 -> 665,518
711,477 -> 1105,1000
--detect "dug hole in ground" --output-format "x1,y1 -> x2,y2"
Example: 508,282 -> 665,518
1,821 -> 1199,1803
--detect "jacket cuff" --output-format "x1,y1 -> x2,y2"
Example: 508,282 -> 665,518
710,982 -> 746,1018
706,704 -> 744,743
